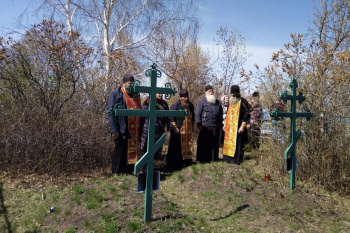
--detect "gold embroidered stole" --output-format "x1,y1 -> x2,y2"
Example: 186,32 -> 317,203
180,106 -> 193,160
121,87 -> 141,164
223,99 -> 241,157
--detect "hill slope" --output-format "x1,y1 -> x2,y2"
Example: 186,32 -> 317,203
1,158 -> 350,232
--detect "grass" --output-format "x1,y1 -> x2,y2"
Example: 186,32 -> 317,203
127,219 -> 141,231
85,188 -> 105,210
1,158 -> 350,232
176,173 -> 184,183
64,225 -> 77,233
72,184 -> 84,194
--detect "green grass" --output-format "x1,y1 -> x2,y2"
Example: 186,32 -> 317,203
191,164 -> 199,174
128,219 -> 141,231
64,225 -> 77,233
100,212 -> 118,233
120,181 -> 128,190
72,184 -> 84,194
304,207 -> 312,216
71,193 -> 82,205
64,209 -> 71,217
177,173 -> 184,183
83,220 -> 92,228
85,188 -> 105,210
1,159 -> 350,233
202,190 -> 219,198
108,186 -> 117,193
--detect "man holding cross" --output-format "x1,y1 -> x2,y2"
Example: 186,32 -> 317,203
108,73 -> 142,174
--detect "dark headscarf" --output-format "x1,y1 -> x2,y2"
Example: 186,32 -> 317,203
179,89 -> 189,97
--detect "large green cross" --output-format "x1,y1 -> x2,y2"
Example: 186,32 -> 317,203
270,77 -> 313,190
108,63 -> 185,221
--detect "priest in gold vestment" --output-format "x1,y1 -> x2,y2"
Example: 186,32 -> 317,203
223,85 -> 250,164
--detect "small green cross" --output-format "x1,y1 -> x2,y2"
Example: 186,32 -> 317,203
270,77 -> 313,190
108,63 -> 185,222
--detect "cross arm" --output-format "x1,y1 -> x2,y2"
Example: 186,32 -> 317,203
134,86 -> 151,93
294,112 -> 313,120
283,129 -> 301,159
153,87 -> 175,95
284,143 -> 293,159
134,134 -> 166,174
112,109 -> 150,117
271,110 -> 313,120
134,151 -> 150,174
133,86 -> 175,95
280,93 -> 305,102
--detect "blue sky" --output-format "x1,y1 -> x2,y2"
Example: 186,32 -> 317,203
0,1 -> 36,33
198,0 -> 317,71
0,0 -> 317,71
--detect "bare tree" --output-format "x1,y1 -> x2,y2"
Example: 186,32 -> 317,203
0,20 -> 93,116
138,15 -> 218,102
215,26 -> 250,95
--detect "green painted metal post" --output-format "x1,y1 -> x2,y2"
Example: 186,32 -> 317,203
107,63 -> 185,221
270,77 -> 313,190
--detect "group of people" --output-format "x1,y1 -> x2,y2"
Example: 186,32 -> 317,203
107,73 -> 263,174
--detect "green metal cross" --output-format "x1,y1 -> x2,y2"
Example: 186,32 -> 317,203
270,77 -> 313,190
108,63 -> 185,222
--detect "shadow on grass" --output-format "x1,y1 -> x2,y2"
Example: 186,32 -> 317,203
210,204 -> 249,221
152,213 -> 187,222
0,182 -> 13,233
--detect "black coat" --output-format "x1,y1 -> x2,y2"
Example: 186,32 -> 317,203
195,97 -> 223,128
140,99 -> 169,152
236,97 -> 250,142
169,99 -> 195,130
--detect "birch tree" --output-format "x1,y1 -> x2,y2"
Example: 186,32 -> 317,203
40,0 -> 201,92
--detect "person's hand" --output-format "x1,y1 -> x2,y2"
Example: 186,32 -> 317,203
223,125 -> 226,132
174,127 -> 180,134
247,124 -> 251,129
112,132 -> 120,139
238,127 -> 244,134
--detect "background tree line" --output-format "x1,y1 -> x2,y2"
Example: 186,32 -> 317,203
0,0 -> 349,195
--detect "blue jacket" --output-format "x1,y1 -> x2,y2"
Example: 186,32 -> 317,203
195,97 -> 223,128
107,87 -> 128,136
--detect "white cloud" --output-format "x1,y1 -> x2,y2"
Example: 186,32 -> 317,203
200,42 -> 279,72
